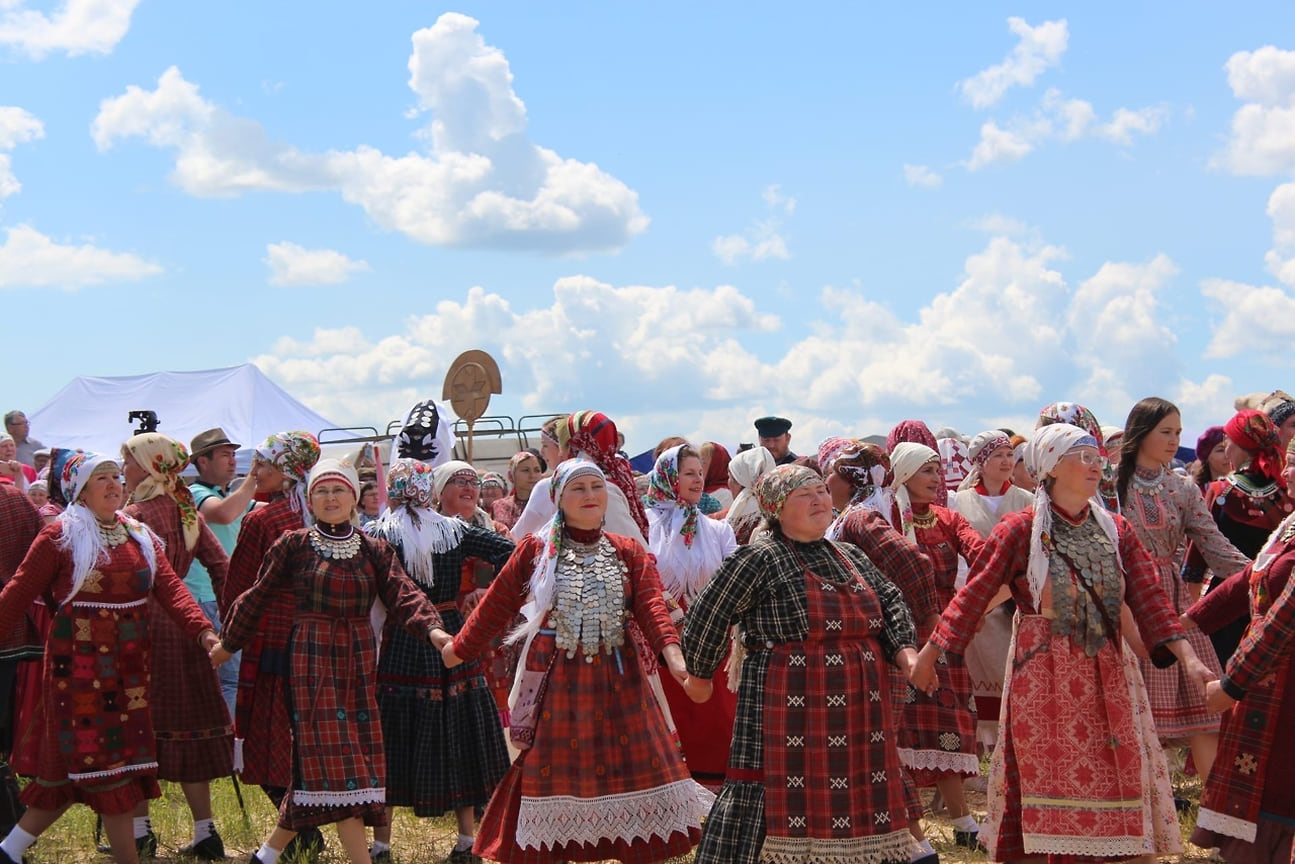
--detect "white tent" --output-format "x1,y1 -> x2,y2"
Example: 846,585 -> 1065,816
30,364 -> 341,473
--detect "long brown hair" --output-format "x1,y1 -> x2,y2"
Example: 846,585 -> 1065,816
1116,396 -> 1179,507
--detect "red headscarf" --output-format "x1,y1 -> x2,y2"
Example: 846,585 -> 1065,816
566,410 -> 649,536
702,442 -> 731,493
886,420 -> 947,506
1224,409 -> 1285,484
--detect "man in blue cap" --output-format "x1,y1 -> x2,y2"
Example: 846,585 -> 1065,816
754,416 -> 798,465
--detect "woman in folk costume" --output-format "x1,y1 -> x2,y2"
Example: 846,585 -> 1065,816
490,451 -> 543,531
887,420 -> 947,506
1185,409 -> 1295,665
699,441 -> 734,511
682,464 -> 920,864
444,459 -> 709,864
725,446 -> 776,545
121,434 -> 234,860
1035,401 -> 1120,511
1186,434 -> 1295,862
949,430 -> 1035,750
645,444 -> 738,791
822,438 -> 943,864
885,441 -> 985,848
1112,398 -> 1249,784
212,460 -> 451,864
0,453 -> 217,864
223,431 -> 321,847
364,459 -> 513,863
912,423 -> 1213,863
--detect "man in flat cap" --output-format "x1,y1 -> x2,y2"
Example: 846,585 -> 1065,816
754,416 -> 798,465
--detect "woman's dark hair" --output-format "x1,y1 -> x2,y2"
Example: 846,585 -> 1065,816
1192,458 -> 1214,491
675,443 -> 701,465
1116,397 -> 1180,507
360,481 -> 377,496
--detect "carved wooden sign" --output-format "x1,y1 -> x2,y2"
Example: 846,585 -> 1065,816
443,350 -> 502,462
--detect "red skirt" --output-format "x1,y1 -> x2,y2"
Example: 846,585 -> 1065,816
232,595 -> 294,789
659,656 -> 736,791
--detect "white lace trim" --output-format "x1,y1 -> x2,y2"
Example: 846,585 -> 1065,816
896,747 -> 980,776
68,597 -> 148,610
1196,807 -> 1258,843
760,829 -> 916,864
1022,832 -> 1150,857
68,761 -> 158,781
233,738 -> 243,773
292,787 -> 385,807
516,779 -> 712,850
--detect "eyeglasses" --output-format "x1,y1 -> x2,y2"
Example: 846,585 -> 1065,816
447,476 -> 481,489
1064,451 -> 1108,469
311,485 -> 352,499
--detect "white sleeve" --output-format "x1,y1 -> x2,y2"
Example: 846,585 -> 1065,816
510,476 -> 556,540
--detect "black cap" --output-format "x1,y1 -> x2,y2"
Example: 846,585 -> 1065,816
754,416 -> 792,437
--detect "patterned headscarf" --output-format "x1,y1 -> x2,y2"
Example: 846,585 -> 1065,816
888,442 -> 940,541
255,431 -> 321,518
833,441 -> 892,508
646,445 -> 734,600
1023,423 -> 1121,608
566,410 -> 649,536
365,457 -> 463,586
958,429 -> 1014,492
816,437 -> 856,477
938,437 -> 972,494
726,446 -> 776,536
701,442 -> 731,494
480,471 -> 508,493
755,464 -> 823,522
507,450 -> 541,486
395,399 -> 454,467
1224,409 -> 1285,484
48,447 -> 85,508
887,420 -> 947,506
1264,391 -> 1295,429
123,433 -> 200,550
1037,401 -> 1118,511
509,459 -> 607,646
56,452 -> 157,607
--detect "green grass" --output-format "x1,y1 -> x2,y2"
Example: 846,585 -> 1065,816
18,769 -> 1222,863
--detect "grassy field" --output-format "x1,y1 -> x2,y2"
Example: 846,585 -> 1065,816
19,773 -> 1223,864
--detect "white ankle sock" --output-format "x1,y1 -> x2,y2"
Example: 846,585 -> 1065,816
369,841 -> 390,855
454,833 -> 474,852
257,843 -> 282,864
133,817 -> 152,840
192,818 -> 214,846
952,814 -> 979,832
0,827 -> 37,861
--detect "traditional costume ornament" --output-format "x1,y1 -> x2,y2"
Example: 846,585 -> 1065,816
308,526 -> 362,560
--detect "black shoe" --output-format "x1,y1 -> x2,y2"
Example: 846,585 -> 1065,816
913,853 -> 940,864
953,828 -> 985,851
444,849 -> 481,864
98,831 -> 157,859
1174,795 -> 1194,813
370,849 -> 391,864
0,845 -> 22,864
181,830 -> 226,860
247,855 -> 264,864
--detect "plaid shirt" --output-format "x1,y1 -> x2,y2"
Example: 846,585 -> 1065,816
834,506 -> 939,622
932,508 -> 1183,661
0,483 -> 41,583
125,497 -> 229,602
225,494 -> 303,610
1216,539 -> 1295,696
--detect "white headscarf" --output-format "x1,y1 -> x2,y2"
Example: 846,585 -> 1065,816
888,442 -> 940,541
1023,424 -> 1121,608
725,446 -> 775,532
958,429 -> 1014,492
645,445 -> 737,602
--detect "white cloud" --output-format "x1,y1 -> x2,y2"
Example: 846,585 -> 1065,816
903,163 -> 943,188
0,0 -> 140,58
1201,277 -> 1295,360
91,14 -> 648,254
265,242 -> 369,286
0,106 -> 43,201
965,90 -> 1167,170
1264,182 -> 1295,286
1174,374 -> 1238,429
712,183 -> 794,265
1217,46 -> 1295,175
959,17 -> 1069,109
0,223 -> 161,289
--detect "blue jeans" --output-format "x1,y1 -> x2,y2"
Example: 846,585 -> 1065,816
199,599 -> 240,721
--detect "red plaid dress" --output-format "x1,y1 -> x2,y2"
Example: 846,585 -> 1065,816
225,494 -> 302,790
0,521 -> 213,814
125,498 -> 233,782
1189,538 -> 1295,862
222,530 -> 443,830
455,530 -> 707,864
0,484 -> 43,774
899,504 -> 982,785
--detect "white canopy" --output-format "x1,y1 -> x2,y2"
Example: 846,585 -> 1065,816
30,364 -> 340,473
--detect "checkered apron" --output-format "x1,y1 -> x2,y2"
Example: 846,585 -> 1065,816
761,555 -> 910,857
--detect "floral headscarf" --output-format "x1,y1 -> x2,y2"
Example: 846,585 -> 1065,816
816,437 -> 856,478
566,410 -> 648,536
646,445 -> 736,600
755,464 -> 823,522
958,429 -> 1013,492
833,441 -> 892,509
365,457 -> 463,586
255,431 -> 321,518
507,450 -> 540,485
887,420 -> 947,506
1224,409 -> 1285,484
48,448 -> 85,508
887,442 -> 940,541
57,452 -> 157,607
1023,424 -> 1121,608
1036,401 -> 1118,510
124,433 -> 200,550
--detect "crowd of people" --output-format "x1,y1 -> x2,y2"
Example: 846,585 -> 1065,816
0,391 -> 1292,864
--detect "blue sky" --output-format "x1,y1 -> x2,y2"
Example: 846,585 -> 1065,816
4,2 -> 1295,453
